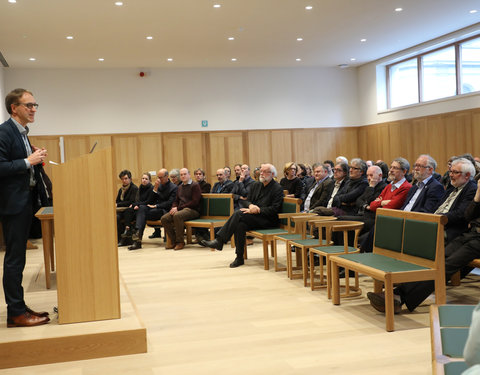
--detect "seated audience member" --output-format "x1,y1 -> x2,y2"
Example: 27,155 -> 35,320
330,158 -> 368,216
336,156 -> 349,166
305,163 -> 313,177
401,154 -> 444,213
211,168 -> 235,193
441,156 -> 455,189
313,162 -> 349,216
434,157 -> 477,244
367,176 -> 480,314
338,165 -> 386,234
116,170 -> 138,242
169,169 -> 181,185
375,161 -> 389,183
194,168 -> 211,193
323,160 -> 334,179
127,169 -> 178,250
232,164 -> 255,209
118,172 -> 154,246
233,164 -> 242,181
161,168 -> 201,250
200,163 -> 284,268
366,160 -> 373,168
464,302 -> 480,373
224,166 -> 232,181
297,163 -> 314,192
280,162 -> 305,200
303,163 -> 334,212
253,167 -> 261,181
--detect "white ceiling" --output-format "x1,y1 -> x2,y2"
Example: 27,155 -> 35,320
0,0 -> 479,69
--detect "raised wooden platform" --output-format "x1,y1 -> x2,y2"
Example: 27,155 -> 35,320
0,254 -> 147,369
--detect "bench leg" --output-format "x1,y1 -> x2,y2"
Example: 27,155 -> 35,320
302,246 -> 308,287
263,239 -> 269,270
373,279 -> 383,294
384,278 -> 395,332
332,261 -> 340,305
450,271 -> 461,286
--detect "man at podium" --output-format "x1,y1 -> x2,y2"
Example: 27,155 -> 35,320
0,89 -> 50,327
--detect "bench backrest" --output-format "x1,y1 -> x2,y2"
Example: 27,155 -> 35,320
198,193 -> 234,219
373,208 -> 447,268
280,197 -> 301,229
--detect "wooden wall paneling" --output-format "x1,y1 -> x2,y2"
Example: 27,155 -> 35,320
64,136 -> 89,162
271,130 -> 293,171
471,110 -> 480,159
411,118 -> 429,161
443,113 -> 465,163
137,134 -> 163,176
28,136 -> 61,181
455,111 -> 474,154
162,134 -> 185,172
184,133 -> 204,175
208,132 -> 227,182
292,129 -> 317,166
426,116 -> 447,172
248,131 -> 272,170
88,135 -> 112,152
226,132 -> 245,169
385,122 -> 403,163
112,135 -> 139,184
357,128 -> 369,161
335,128 -> 358,160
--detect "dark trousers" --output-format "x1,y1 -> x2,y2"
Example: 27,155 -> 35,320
133,206 -> 166,238
1,198 -> 32,317
397,230 -> 480,311
216,210 -> 278,258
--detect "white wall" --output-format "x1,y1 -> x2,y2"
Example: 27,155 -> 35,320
0,68 -> 6,122
357,62 -> 480,126
4,67 -> 359,136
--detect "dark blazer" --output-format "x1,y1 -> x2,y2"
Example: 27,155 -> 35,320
355,180 -> 388,213
153,180 -> 178,211
242,179 -> 284,221
437,179 -> 477,243
401,176 -> 445,213
0,119 -> 49,216
332,176 -> 368,215
211,179 -> 234,194
306,177 -> 334,210
116,182 -> 138,207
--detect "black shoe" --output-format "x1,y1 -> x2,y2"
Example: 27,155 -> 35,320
200,238 -> 224,250
121,227 -> 133,238
132,231 -> 142,242
366,292 -> 402,314
118,237 -> 132,247
229,257 -> 244,268
149,229 -> 161,239
128,241 -> 142,251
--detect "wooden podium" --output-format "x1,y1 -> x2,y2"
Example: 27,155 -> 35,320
52,148 -> 120,324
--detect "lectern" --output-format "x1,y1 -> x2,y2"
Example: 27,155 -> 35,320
52,148 -> 120,324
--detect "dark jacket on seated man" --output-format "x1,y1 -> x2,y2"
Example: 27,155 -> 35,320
211,179 -> 234,194
400,176 -> 444,213
304,177 -> 334,211
116,182 -> 138,207
198,180 -> 211,194
332,176 -> 368,216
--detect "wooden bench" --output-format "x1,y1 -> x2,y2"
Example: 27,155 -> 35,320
330,208 -> 448,331
245,197 -> 301,270
430,304 -> 475,375
450,259 -> 480,286
184,193 -> 234,248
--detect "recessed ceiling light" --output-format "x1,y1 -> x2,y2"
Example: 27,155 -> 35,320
350,58 -> 356,61
146,36 -> 153,40
213,4 -> 221,8
305,5 -> 313,10
360,38 -> 367,42
231,58 -> 237,62
395,7 -> 403,12
296,37 -> 303,41
338,64 -> 349,69
228,37 -> 235,41
296,58 -> 302,62
167,58 -> 173,62
98,58 -> 105,62
470,9 -> 478,14
114,1 -> 123,6
66,36 -> 74,40
29,57 -> 36,61
8,0 -> 17,3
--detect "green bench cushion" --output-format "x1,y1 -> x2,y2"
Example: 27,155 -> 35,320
444,361 -> 468,375
185,218 -> 227,224
374,215 -> 404,252
280,202 -> 299,226
403,219 -> 438,260
275,234 -> 303,241
291,239 -> 325,247
311,245 -> 357,254
440,327 -> 469,358
209,198 -> 231,216
439,305 -> 475,327
335,253 -> 429,272
199,197 -> 209,216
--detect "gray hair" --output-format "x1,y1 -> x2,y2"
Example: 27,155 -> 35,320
169,168 -> 180,177
419,154 -> 437,171
452,158 -> 476,178
312,162 -> 327,172
393,157 -> 410,173
350,158 -> 367,174
336,156 -> 348,165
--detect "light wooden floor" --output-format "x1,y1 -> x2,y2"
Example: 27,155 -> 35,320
1,230 -> 479,375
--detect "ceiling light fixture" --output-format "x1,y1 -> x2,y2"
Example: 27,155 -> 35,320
29,57 -> 36,61
296,37 -> 303,41
66,36 -> 74,40
305,5 -> 313,10
146,36 -> 153,40
213,4 -> 221,8
470,9 -> 478,14
231,58 -> 237,62
395,7 -> 403,12
167,58 -> 173,62
114,1 -> 123,6
8,0 -> 17,3
228,37 -> 235,40
98,58 -> 105,62
350,58 -> 356,61
360,38 -> 367,42
296,58 -> 302,62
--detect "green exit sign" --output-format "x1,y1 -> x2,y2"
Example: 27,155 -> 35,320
201,120 -> 208,127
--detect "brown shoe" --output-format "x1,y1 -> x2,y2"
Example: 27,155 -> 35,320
366,292 -> 402,314
26,306 -> 49,318
174,242 -> 185,250
165,244 -> 175,249
7,312 -> 50,328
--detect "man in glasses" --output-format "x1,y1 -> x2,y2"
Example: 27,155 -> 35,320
211,168 -> 234,194
0,88 -> 50,327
